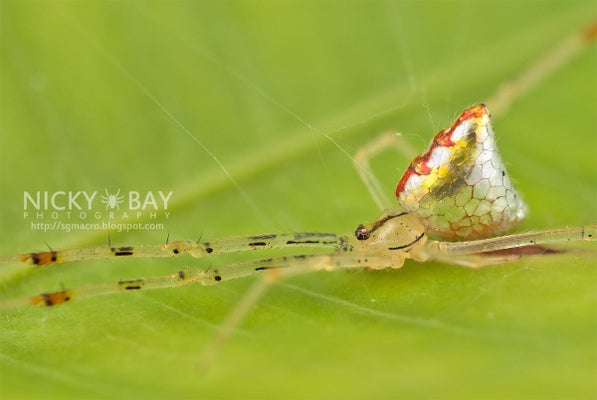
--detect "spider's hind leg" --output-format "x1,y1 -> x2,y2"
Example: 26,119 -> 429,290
423,225 -> 597,268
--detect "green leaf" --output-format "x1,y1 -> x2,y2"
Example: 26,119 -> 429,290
1,1 -> 595,399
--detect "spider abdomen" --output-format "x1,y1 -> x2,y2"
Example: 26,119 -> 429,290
396,104 -> 527,239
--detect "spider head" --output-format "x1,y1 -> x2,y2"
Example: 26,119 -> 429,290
354,211 -> 426,253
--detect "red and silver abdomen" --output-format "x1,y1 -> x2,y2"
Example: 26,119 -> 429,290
396,104 -> 527,239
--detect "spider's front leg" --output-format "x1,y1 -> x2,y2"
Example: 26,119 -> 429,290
353,132 -> 418,211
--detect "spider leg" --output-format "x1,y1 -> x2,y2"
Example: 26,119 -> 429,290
0,253 -> 399,311
197,247 -> 410,371
8,232 -> 350,266
353,132 -> 418,210
423,225 -> 597,268
197,275 -> 271,372
486,21 -> 596,118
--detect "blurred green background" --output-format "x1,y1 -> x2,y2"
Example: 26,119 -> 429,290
1,1 -> 596,399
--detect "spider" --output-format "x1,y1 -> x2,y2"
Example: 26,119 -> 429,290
100,189 -> 125,210
0,22 -> 595,374
2,98 -> 595,310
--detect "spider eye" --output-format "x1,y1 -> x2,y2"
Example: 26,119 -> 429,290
355,224 -> 370,240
